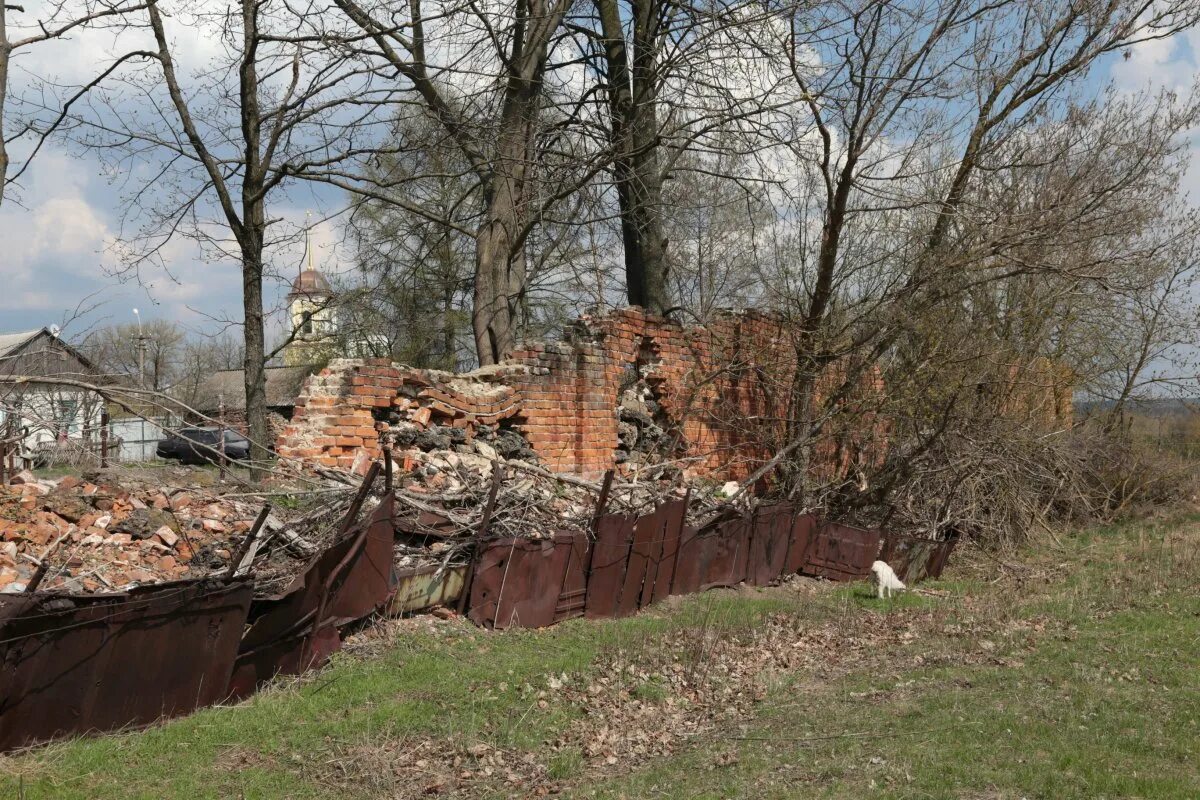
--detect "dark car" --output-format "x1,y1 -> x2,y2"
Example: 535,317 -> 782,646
156,427 -> 251,464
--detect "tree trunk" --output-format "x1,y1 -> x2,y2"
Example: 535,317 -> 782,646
473,199 -> 517,366
239,0 -> 269,479
241,243 -> 270,479
597,0 -> 669,314
471,9 -> 546,365
0,7 -> 10,208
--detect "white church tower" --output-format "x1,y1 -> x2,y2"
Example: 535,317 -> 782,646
284,221 -> 338,367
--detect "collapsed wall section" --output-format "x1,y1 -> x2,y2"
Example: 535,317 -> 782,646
504,308 -> 794,477
276,308 -> 880,481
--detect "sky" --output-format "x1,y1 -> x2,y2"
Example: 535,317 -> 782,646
1,12 -> 1199,347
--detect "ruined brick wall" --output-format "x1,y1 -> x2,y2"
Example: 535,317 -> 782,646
504,308 -> 797,478
276,309 -> 882,481
278,361 -> 524,471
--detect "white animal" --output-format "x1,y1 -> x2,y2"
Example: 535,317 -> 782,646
869,560 -> 906,599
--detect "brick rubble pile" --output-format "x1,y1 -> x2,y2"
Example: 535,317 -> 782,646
0,471 -> 259,594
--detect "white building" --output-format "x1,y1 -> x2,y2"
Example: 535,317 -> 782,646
0,327 -> 107,468
284,268 -> 339,367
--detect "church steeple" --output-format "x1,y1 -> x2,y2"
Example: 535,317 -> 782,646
284,213 -> 338,366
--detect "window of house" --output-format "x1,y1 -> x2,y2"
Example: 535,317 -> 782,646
56,398 -> 79,437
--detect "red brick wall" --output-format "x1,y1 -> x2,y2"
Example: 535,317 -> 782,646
504,308 -> 800,478
277,361 -> 524,471
276,309 -> 886,481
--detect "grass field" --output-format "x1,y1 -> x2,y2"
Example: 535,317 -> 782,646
2,516 -> 1196,799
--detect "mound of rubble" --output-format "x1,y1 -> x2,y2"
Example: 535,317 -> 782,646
387,439 -> 741,576
0,421 -> 744,598
0,470 -> 267,594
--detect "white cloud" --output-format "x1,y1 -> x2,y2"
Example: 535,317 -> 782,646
0,151 -> 114,288
1110,28 -> 1200,94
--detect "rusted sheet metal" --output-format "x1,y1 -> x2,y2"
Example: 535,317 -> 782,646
467,533 -> 580,629
635,507 -> 668,609
648,499 -> 686,605
880,532 -> 959,584
388,564 -> 467,616
747,504 -> 793,586
620,505 -> 667,616
926,530 -> 959,578
784,513 -> 817,575
801,521 -> 882,581
585,513 -> 635,619
682,511 -> 751,591
327,494 -> 397,624
228,495 -> 397,698
668,523 -> 702,596
554,533 -> 591,623
0,578 -> 252,752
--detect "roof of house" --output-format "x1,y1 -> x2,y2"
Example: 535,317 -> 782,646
195,365 -> 316,411
288,269 -> 333,298
0,329 -> 44,357
0,327 -> 98,376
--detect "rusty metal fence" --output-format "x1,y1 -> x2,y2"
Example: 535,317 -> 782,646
0,463 -> 958,750
0,464 -> 398,751
464,498 -> 958,630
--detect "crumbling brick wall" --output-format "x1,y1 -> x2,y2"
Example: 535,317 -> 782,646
276,308 -> 884,481
504,308 -> 797,477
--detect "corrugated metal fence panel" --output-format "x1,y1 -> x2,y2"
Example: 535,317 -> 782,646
467,535 -> 575,630
648,500 -> 686,605
618,506 -> 666,617
553,533 -> 591,623
880,532 -> 959,584
328,495 -> 398,624
585,513 -> 634,619
784,513 -> 817,575
925,533 -> 959,579
0,579 -> 252,751
747,504 -> 793,586
669,523 -> 702,596
801,522 -> 882,581
699,513 -> 753,591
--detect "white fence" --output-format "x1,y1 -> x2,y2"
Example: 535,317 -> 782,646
109,416 -> 175,462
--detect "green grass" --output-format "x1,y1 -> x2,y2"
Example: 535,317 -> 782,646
576,522 -> 1200,800
2,518 -> 1196,799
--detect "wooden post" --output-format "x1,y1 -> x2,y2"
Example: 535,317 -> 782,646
0,415 -> 8,485
99,409 -> 110,468
590,470 -> 615,536
457,461 -> 504,616
227,504 -> 272,579
301,461 -> 381,668
382,430 -> 393,491
217,395 -> 227,482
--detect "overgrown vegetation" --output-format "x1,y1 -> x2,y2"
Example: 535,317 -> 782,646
2,515 -> 1195,798
6,1 -> 1200,487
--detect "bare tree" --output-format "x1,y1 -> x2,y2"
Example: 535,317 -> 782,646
309,0 -> 578,365
569,0 -> 790,312
83,319 -> 186,391
336,113 -> 476,368
591,0 -> 669,311
761,0 -> 1199,416
59,0 -> 388,478
0,0 -> 150,206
